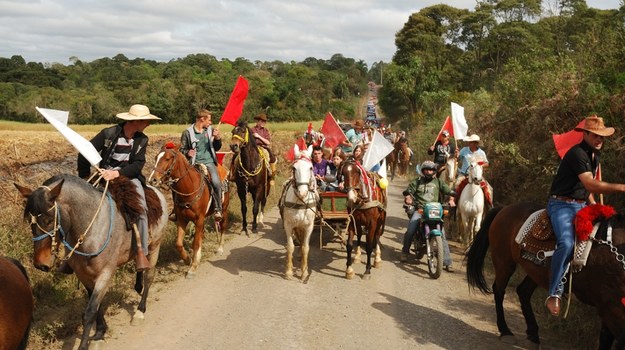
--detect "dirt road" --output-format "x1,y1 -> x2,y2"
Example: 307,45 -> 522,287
63,178 -> 562,350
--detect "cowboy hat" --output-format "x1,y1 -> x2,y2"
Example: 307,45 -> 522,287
352,119 -> 365,128
254,113 -> 268,122
574,115 -> 615,137
116,104 -> 161,120
464,134 -> 480,142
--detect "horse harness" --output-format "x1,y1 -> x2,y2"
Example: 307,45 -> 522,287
279,156 -> 319,216
154,149 -> 207,209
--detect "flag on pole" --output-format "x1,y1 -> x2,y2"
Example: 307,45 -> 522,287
451,102 -> 468,140
36,107 -> 102,166
362,130 -> 394,171
320,112 -> 347,149
433,115 -> 453,146
552,120 -> 585,159
220,75 -> 249,126
285,137 -> 308,162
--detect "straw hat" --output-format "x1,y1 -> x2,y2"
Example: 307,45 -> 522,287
254,113 -> 268,122
352,119 -> 365,129
116,104 -> 161,120
574,115 -> 615,137
464,134 -> 480,142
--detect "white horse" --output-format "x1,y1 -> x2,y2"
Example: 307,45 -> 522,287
279,145 -> 319,281
457,158 -> 485,246
439,151 -> 457,189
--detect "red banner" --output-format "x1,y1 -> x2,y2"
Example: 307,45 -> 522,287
552,120 -> 584,159
320,112 -> 347,149
285,137 -> 308,162
220,76 -> 249,126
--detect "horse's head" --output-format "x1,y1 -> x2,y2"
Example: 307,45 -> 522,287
467,158 -> 484,183
445,157 -> 457,182
340,160 -> 362,205
148,142 -> 181,187
14,178 -> 65,272
230,121 -> 251,153
291,145 -> 316,197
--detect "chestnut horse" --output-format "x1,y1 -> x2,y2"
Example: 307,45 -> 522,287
395,141 -> 411,177
230,121 -> 271,235
466,203 -> 625,348
340,160 -> 387,279
148,143 -> 229,278
0,256 -> 33,350
15,174 -> 168,350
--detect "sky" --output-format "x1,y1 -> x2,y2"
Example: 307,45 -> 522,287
0,0 -> 621,67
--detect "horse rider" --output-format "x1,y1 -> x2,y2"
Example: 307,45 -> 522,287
77,104 -> 161,271
339,119 -> 365,155
428,129 -> 457,173
455,134 -> 493,206
251,113 -> 277,185
394,130 -> 414,163
545,115 -> 625,317
179,109 -> 223,220
400,160 -> 455,272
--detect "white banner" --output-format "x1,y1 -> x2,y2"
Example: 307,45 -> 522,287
36,107 -> 102,166
362,130 -> 394,171
451,102 -> 468,140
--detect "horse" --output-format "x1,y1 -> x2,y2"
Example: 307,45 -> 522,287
230,121 -> 271,236
278,145 -> 319,281
437,152 -> 457,190
14,174 -> 168,350
385,146 -> 397,181
466,202 -> 625,348
457,158 -> 485,246
148,143 -> 230,278
340,160 -> 387,279
0,256 -> 33,350
395,141 -> 411,177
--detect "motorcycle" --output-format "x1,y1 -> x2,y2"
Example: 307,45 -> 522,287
405,201 -> 447,279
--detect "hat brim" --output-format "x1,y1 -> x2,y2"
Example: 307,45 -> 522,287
116,113 -> 161,121
574,127 -> 615,137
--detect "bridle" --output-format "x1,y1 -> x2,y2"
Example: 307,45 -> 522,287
154,149 -> 206,208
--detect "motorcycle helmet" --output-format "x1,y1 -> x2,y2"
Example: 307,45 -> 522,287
420,160 -> 437,180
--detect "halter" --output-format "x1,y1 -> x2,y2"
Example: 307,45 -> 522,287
232,127 -> 249,145
153,149 -> 196,190
30,189 -> 114,259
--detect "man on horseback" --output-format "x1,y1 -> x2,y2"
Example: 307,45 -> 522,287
251,113 -> 277,185
180,109 -> 223,220
77,104 -> 161,271
428,129 -> 457,171
400,161 -> 455,272
339,119 -> 365,155
546,115 -> 625,317
455,134 -> 493,207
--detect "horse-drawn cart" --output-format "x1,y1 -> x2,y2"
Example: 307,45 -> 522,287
316,191 -> 349,249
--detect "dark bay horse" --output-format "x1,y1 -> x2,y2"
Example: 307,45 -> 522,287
230,121 -> 271,235
149,143 -> 229,278
466,202 -> 625,348
0,256 -> 33,350
340,160 -> 387,279
15,174 -> 168,350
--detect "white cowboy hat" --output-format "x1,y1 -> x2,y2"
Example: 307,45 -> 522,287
464,134 -> 480,142
116,104 -> 161,121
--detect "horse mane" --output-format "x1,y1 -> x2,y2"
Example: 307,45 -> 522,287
235,120 -> 259,149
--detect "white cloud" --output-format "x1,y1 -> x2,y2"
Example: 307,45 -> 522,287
0,0 -> 620,67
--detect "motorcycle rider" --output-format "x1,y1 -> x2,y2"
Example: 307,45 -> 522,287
400,160 -> 455,272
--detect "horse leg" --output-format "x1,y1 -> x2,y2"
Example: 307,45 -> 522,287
251,191 -> 263,234
374,211 -> 385,268
300,226 -> 312,281
186,217 -> 205,279
134,243 -> 162,323
492,262 -> 517,340
516,276 -> 540,345
598,321 -> 615,350
345,222 -> 355,279
284,223 -> 295,280
238,187 -> 248,236
363,222 -> 376,280
175,221 -> 192,266
78,279 -> 111,350
259,194 -> 268,228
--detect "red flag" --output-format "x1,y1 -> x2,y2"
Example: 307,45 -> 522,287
285,137 -> 307,162
430,116 -> 453,149
552,120 -> 584,159
220,76 -> 249,126
215,151 -> 230,166
320,112 -> 347,149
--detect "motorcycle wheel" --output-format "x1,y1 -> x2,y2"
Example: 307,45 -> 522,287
427,235 -> 444,279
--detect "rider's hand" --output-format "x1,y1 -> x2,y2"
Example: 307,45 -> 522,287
188,149 -> 196,157
429,146 -> 434,152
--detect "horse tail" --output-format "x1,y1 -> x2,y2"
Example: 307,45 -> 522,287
465,206 -> 502,294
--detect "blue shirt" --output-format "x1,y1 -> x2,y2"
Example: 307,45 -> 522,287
458,147 -> 488,175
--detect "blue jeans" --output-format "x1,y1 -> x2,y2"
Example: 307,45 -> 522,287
547,198 -> 585,296
131,178 -> 149,254
402,210 -> 452,266
205,163 -> 222,211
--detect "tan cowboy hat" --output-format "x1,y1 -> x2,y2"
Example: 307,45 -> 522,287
464,134 -> 481,142
254,113 -> 268,122
116,104 -> 161,120
574,115 -> 615,137
352,119 -> 365,128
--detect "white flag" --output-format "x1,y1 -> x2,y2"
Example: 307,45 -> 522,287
451,102 -> 468,140
377,159 -> 387,178
362,131 -> 394,171
36,107 -> 102,166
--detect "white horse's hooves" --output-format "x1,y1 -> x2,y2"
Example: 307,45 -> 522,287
90,339 -> 105,350
362,274 -> 372,280
131,310 -> 145,325
216,247 -> 224,255
374,261 -> 382,268
345,272 -> 354,279
285,273 -> 293,280
185,271 -> 196,279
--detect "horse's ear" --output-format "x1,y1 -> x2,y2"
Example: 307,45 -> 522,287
305,145 -> 313,158
48,179 -> 64,201
294,144 -> 301,159
14,183 -> 32,198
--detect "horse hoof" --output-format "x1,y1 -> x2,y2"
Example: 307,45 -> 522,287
362,274 -> 371,280
90,340 -> 105,350
186,271 -> 196,279
374,260 -> 382,268
131,310 -> 145,325
345,271 -> 354,279
216,246 -> 224,255
285,272 -> 293,280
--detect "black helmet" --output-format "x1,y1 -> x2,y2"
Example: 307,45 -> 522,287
420,161 -> 437,180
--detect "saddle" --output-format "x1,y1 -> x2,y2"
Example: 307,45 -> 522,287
456,178 -> 493,207
105,176 -> 163,231
515,205 -> 616,268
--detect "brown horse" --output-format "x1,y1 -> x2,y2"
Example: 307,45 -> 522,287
0,256 -> 33,350
395,141 -> 411,177
230,121 -> 271,236
148,143 -> 229,278
340,160 -> 387,279
466,203 -> 625,348
15,174 -> 168,350
385,146 -> 397,181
